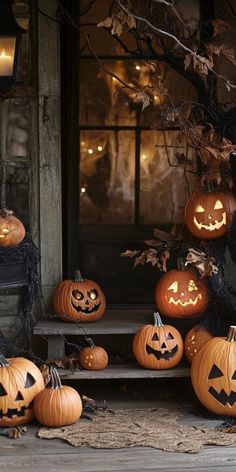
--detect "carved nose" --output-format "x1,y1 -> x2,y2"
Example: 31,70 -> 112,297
161,342 -> 166,349
85,300 -> 90,305
208,213 -> 213,220
15,391 -> 24,401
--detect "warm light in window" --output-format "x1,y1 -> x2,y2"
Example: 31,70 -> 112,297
88,149 -> 93,154
81,187 -> 86,193
97,146 -> 103,151
135,65 -> 141,71
142,154 -> 147,160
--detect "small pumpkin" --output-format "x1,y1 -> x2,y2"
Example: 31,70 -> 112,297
133,312 -> 183,369
53,270 -> 106,322
185,190 -> 236,240
0,208 -> 25,247
79,338 -> 108,371
184,324 -> 212,363
0,354 -> 44,427
191,326 -> 236,416
155,265 -> 208,319
34,366 -> 82,427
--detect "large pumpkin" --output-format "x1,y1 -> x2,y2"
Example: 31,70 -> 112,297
34,366 -> 82,427
155,268 -> 208,319
184,324 -> 212,363
191,326 -> 236,416
0,208 -> 25,247
185,190 -> 236,240
0,354 -> 44,427
79,338 -> 108,371
53,270 -> 106,322
133,312 -> 183,369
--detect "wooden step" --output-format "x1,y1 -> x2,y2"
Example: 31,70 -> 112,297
59,363 -> 190,380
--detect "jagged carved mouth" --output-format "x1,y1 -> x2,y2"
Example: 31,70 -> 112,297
193,212 -> 226,231
167,293 -> 202,307
72,301 -> 101,314
146,344 -> 178,360
0,400 -> 33,419
209,387 -> 236,406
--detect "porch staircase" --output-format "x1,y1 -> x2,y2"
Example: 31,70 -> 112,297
33,306 -> 192,380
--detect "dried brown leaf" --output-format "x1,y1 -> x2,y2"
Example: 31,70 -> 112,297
40,364 -> 51,386
144,239 -> 163,248
134,254 -> 147,267
134,92 -> 150,110
121,249 -> 141,258
185,248 -> 218,277
211,19 -> 231,37
8,426 -> 27,439
220,46 -> 236,65
161,249 -> 170,272
146,249 -> 159,266
111,18 -> 123,36
97,17 -> 113,28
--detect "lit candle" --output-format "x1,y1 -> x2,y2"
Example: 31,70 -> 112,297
0,50 -> 13,76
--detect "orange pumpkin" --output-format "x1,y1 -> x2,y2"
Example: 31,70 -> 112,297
34,366 -> 82,427
185,190 -> 236,240
0,354 -> 44,427
79,338 -> 108,371
0,208 -> 25,247
133,312 -> 183,369
191,326 -> 236,416
53,270 -> 106,322
155,268 -> 208,319
184,324 -> 212,363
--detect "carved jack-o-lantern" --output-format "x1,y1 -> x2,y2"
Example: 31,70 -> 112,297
184,324 -> 212,363
0,208 -> 25,247
185,191 -> 236,240
155,268 -> 208,319
79,338 -> 108,371
53,270 -> 106,322
133,312 -> 183,369
0,355 -> 45,427
191,326 -> 236,416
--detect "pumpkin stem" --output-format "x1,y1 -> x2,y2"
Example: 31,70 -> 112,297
48,366 -> 62,389
177,258 -> 185,271
0,208 -> 13,218
74,270 -> 83,282
0,354 -> 9,367
227,326 -> 236,342
86,337 -> 96,348
153,312 -> 163,327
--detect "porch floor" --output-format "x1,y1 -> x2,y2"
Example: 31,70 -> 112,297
0,380 -> 236,472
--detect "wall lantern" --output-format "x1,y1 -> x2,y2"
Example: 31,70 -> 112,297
0,0 -> 25,92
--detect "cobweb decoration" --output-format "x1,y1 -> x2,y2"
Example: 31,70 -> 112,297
0,233 -> 44,357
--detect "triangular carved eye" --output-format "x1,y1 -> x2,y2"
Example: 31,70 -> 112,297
195,204 -> 205,213
208,364 -> 224,379
0,383 -> 7,396
232,371 -> 236,380
166,332 -> 174,340
168,281 -> 178,293
152,333 -> 159,341
24,373 -> 36,388
214,200 -> 223,210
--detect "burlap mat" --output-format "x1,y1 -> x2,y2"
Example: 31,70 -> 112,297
38,407 -> 236,453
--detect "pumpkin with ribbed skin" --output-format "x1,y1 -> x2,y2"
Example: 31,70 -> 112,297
185,190 -> 236,240
184,324 -> 212,363
79,338 -> 108,371
53,270 -> 106,322
34,367 -> 82,427
0,354 -> 44,427
0,208 -> 25,247
155,268 -> 208,319
133,312 -> 183,369
191,326 -> 236,416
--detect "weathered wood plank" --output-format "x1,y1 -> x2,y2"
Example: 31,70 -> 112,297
38,0 -> 62,311
33,307 -> 198,335
58,363 -> 190,379
48,335 -> 65,359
